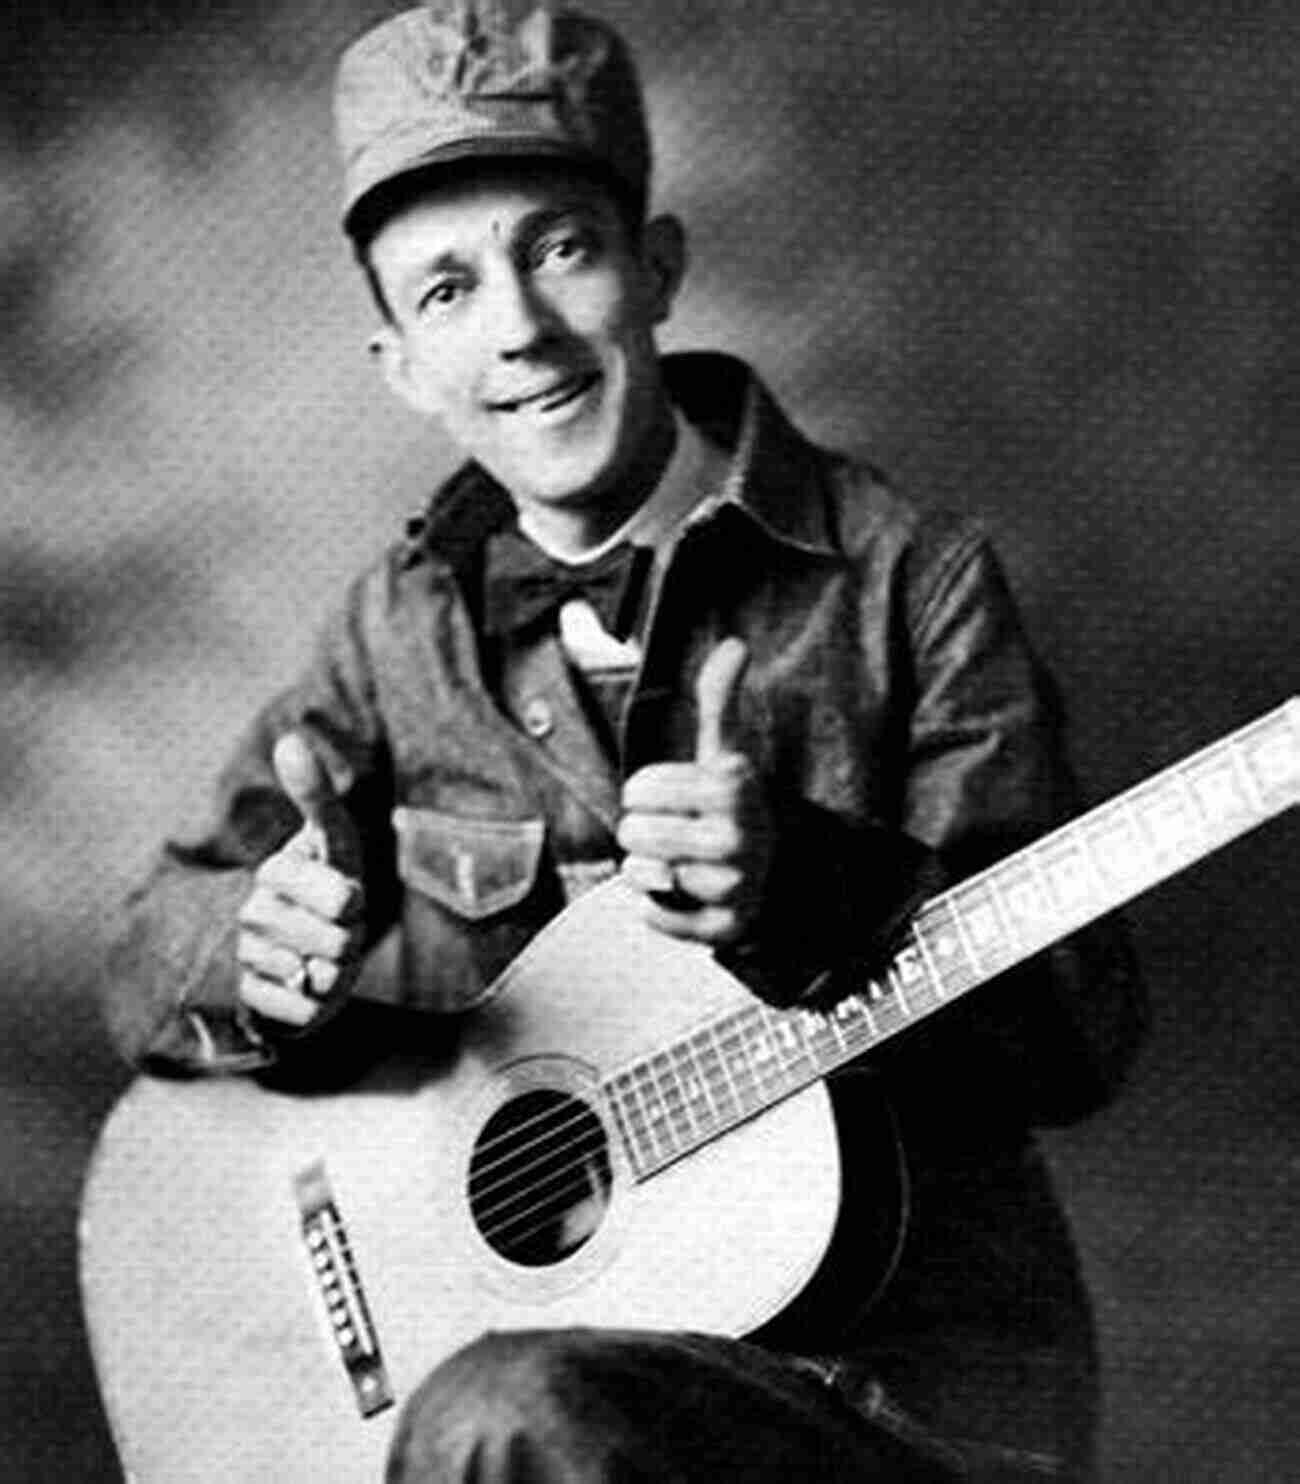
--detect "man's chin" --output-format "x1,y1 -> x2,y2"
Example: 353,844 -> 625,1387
507,459 -> 623,513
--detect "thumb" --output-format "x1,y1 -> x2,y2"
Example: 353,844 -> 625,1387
272,732 -> 352,862
694,637 -> 750,768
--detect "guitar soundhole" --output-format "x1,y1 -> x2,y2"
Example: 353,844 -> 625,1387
468,1089 -> 613,1267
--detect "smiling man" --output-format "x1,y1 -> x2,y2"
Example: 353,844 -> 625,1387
366,172 -> 685,553
104,4 -> 1145,1481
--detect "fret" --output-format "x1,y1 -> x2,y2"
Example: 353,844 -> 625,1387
603,1076 -> 635,1164
651,1050 -> 693,1142
948,879 -> 1010,976
1240,715 -> 1300,807
908,920 -> 949,1004
739,1011 -> 787,1101
1069,816 -> 1117,907
821,1000 -> 850,1053
982,870 -> 1029,963
866,967 -> 908,1038
713,1017 -> 763,1118
765,1007 -> 818,1082
632,1064 -> 676,1161
1131,779 -> 1200,868
1183,744 -> 1256,838
831,993 -> 875,1056
1080,802 -> 1149,898
992,856 -> 1053,950
1170,760 -> 1212,834
921,902 -> 973,994
892,939 -> 943,1014
1226,735 -> 1268,816
1037,833 -> 1100,922
693,1026 -> 740,1126
671,1042 -> 716,1133
798,1006 -> 843,1069
885,965 -> 909,1016
608,1073 -> 655,1175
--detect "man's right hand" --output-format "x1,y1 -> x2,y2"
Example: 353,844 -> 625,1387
236,733 -> 365,1029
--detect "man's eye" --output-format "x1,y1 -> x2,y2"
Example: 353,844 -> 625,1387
535,231 -> 595,270
419,279 -> 464,313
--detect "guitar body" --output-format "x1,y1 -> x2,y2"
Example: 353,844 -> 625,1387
81,882 -> 881,1484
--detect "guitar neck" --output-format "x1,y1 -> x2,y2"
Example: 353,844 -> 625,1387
602,698 -> 1300,1181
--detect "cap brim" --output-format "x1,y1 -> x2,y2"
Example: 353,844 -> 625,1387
343,135 -> 614,240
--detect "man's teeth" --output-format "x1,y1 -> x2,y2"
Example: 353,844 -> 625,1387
501,374 -> 593,412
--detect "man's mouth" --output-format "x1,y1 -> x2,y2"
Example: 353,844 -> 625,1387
490,371 -> 600,415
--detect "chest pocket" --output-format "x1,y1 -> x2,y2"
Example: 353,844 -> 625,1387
391,807 -> 553,1011
393,808 -> 546,919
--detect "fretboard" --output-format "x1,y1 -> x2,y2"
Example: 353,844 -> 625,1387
602,698 -> 1300,1181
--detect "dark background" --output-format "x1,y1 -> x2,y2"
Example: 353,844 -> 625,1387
2,0 -> 1297,1478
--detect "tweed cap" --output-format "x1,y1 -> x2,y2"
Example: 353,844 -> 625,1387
335,0 -> 652,238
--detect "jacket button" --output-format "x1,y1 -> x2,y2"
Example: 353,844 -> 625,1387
522,696 -> 554,739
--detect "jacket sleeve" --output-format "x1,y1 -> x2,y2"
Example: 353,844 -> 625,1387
103,577 -> 402,1074
887,530 -> 1147,1127
723,529 -> 1147,1129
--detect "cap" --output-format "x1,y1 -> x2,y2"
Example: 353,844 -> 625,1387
334,0 -> 652,240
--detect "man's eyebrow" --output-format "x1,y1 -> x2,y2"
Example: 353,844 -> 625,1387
396,249 -> 466,299
515,199 -> 606,241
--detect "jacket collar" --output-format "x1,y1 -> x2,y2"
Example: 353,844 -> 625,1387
405,351 -> 839,575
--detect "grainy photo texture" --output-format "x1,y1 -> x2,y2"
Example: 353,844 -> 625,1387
2,2 -> 1297,1480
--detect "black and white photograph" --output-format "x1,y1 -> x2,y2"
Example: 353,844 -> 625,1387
2,2 -> 1297,1479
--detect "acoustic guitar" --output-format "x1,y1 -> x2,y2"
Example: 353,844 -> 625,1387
80,700 -> 1298,1483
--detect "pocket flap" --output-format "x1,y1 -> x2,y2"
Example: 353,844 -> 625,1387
392,808 -> 546,921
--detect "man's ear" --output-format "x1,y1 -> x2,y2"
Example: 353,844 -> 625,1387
369,324 -> 429,415
641,214 -> 688,326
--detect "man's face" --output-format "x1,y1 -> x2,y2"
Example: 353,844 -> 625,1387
367,168 -> 684,519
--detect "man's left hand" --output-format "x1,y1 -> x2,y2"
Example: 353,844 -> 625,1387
617,639 -> 774,947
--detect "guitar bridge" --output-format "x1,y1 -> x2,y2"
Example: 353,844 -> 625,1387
294,1161 -> 394,1419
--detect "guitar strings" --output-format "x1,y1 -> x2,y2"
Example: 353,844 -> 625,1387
469,1112 -> 605,1207
469,1101 -> 605,1186
479,1167 -> 610,1252
473,1134 -> 609,1236
470,1030 -> 803,1208
469,1003 -> 803,1178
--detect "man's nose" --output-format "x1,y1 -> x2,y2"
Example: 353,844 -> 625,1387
482,264 -> 552,359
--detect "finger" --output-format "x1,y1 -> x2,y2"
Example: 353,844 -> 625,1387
619,854 -> 677,895
621,762 -> 741,815
237,970 -> 319,1028
236,931 -> 304,986
695,637 -> 749,768
272,730 -> 363,872
272,732 -> 340,830
238,890 -> 352,961
618,811 -> 741,862
672,860 -> 745,905
303,954 -> 341,999
257,851 -> 362,922
639,897 -> 742,946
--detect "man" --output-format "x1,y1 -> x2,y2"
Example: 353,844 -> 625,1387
105,3 -> 1146,1480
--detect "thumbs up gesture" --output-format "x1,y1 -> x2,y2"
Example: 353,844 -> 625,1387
235,733 -> 365,1029
618,638 -> 775,947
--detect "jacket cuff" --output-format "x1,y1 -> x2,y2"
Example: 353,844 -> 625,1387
105,858 -> 276,1074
